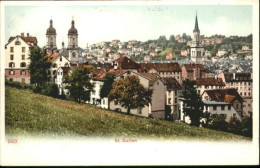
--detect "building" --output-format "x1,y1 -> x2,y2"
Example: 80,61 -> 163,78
163,77 -> 183,120
140,63 -> 182,83
181,64 -> 208,80
5,33 -> 38,84
190,13 -> 203,64
195,77 -> 225,95
201,89 -> 244,117
179,100 -> 241,124
109,70 -> 166,119
55,66 -> 70,95
113,56 -> 141,71
218,72 -> 253,116
67,19 -> 79,63
46,19 -> 57,54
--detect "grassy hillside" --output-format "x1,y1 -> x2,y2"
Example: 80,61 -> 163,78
5,86 -> 249,141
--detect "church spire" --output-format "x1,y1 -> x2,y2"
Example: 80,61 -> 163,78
193,12 -> 200,33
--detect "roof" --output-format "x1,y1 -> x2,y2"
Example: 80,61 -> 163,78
114,56 -> 141,69
204,89 -> 244,103
193,13 -> 200,33
203,100 -> 231,105
47,53 -> 60,62
139,73 -> 159,85
140,63 -> 181,72
195,78 -> 225,86
162,77 -> 183,90
7,35 -> 38,47
182,64 -> 206,71
223,72 -> 252,82
68,20 -> 78,35
46,19 -> 56,35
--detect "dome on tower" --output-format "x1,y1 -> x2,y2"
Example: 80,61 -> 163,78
68,20 -> 78,35
46,19 -> 56,35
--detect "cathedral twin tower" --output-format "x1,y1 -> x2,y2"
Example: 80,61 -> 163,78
46,19 -> 79,63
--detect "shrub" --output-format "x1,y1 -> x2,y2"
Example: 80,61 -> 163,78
209,115 -> 228,132
227,117 -> 242,135
42,83 -> 60,98
5,79 -> 32,90
241,116 -> 252,137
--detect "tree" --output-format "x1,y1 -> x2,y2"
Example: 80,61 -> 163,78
181,79 -> 204,127
241,115 -> 252,137
108,75 -> 153,115
227,117 -> 242,135
209,115 -> 228,132
100,73 -> 115,109
42,83 -> 59,98
28,48 -> 51,92
64,67 -> 93,103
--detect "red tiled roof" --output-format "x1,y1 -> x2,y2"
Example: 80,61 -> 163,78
140,63 -> 181,72
182,64 -> 206,71
47,53 -> 60,62
162,77 -> 183,90
195,78 -> 225,86
114,56 -> 141,69
204,89 -> 244,103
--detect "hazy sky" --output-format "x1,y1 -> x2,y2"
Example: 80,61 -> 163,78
4,4 -> 252,48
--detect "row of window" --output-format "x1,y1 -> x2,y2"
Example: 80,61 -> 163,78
10,47 -> 26,53
9,70 -> 27,75
9,62 -> 26,68
167,90 -> 178,97
230,82 -> 251,86
160,72 -> 180,75
10,55 -> 26,60
208,105 -> 232,111
9,78 -> 26,83
240,92 -> 251,96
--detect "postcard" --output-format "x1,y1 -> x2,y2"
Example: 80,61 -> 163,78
0,0 -> 259,166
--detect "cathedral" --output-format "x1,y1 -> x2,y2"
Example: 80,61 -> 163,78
46,19 -> 79,64
190,13 -> 204,64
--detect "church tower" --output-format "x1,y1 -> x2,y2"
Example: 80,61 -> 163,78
46,19 -> 57,54
190,13 -> 203,64
67,19 -> 79,63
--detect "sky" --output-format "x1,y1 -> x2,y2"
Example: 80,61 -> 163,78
4,3 -> 252,48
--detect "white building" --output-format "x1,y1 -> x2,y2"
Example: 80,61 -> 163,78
5,33 -> 38,84
55,66 -> 71,95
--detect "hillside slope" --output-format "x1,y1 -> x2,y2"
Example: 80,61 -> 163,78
5,86 -> 249,141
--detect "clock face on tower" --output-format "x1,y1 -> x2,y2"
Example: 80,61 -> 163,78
72,52 -> 76,58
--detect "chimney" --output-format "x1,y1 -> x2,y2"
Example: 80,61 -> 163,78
21,33 -> 24,37
27,33 -> 29,37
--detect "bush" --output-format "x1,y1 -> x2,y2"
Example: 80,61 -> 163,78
241,116 -> 252,137
42,83 -> 60,98
227,117 -> 242,135
209,115 -> 228,132
5,79 -> 32,90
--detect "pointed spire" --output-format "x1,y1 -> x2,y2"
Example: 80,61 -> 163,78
71,16 -> 75,28
50,18 -> 53,28
193,12 -> 200,33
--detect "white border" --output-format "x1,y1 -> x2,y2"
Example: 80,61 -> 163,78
0,0 -> 259,166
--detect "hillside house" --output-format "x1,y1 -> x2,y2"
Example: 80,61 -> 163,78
195,77 -> 225,95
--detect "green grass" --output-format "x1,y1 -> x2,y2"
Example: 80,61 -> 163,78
5,86 -> 250,141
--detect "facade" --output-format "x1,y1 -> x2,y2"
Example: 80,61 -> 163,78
163,77 -> 183,120
218,72 -> 253,116
201,89 -> 244,117
5,33 -> 38,84
109,70 -> 166,119
46,19 -> 57,54
180,100 -> 241,124
55,66 -> 70,95
190,14 -> 203,64
181,64 -> 208,80
140,63 -> 182,83
195,77 -> 225,95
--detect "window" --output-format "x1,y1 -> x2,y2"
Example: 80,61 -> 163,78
21,78 -> 25,83
53,70 -> 56,75
20,70 -> 26,75
236,104 -> 239,109
10,47 -> 14,52
52,63 -> 57,68
228,105 -> 231,110
249,82 -> 251,86
22,55 -> 25,60
120,76 -> 124,79
9,62 -> 15,68
175,90 -> 177,95
60,57 -> 62,62
248,104 -> 251,107
157,81 -> 159,85
137,107 -> 142,114
233,113 -> 236,118
175,98 -> 178,104
20,62 -> 26,67
10,55 -> 14,60
9,70 -> 15,75
168,91 -> 171,97
213,106 -> 217,111
168,98 -> 171,104
22,47 -> 25,53
9,78 -> 13,82
221,105 -> 225,110
15,41 -> 20,45
248,92 -> 251,96
198,90 -> 201,95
